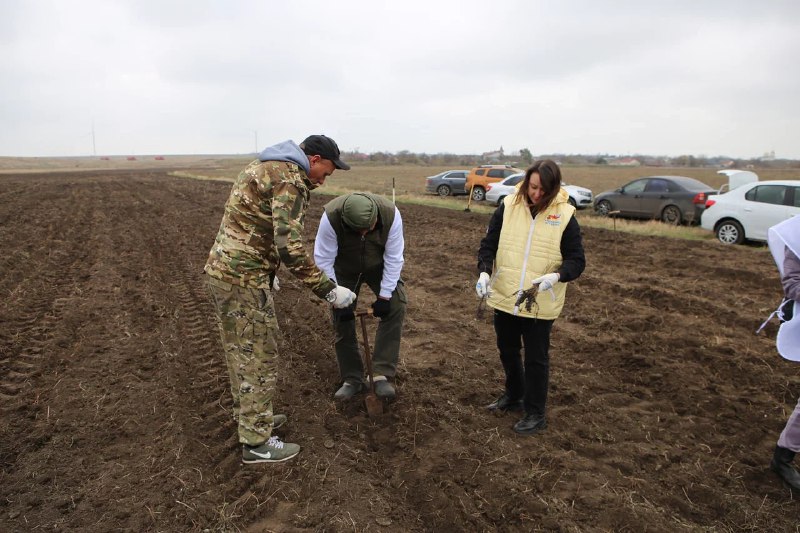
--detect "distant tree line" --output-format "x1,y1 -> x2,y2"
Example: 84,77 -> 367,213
341,150 -> 800,169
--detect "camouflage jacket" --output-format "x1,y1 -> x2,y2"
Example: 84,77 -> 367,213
204,159 -> 336,299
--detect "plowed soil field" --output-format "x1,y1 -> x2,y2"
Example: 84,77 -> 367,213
1,170 -> 799,532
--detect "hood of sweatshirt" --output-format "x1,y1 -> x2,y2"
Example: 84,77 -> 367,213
258,140 -> 310,175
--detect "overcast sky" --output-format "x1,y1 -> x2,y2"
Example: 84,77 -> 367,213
2,0 -> 798,159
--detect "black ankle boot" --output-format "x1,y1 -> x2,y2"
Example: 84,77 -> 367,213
770,445 -> 800,490
487,393 -> 523,412
513,413 -> 547,435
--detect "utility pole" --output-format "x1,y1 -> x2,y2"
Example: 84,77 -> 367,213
92,120 -> 96,156
254,130 -> 258,153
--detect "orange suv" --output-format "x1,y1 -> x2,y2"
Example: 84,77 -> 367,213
465,165 -> 524,201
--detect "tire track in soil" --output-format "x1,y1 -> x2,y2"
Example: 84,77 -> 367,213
1,178 -> 93,434
0,177 -> 133,530
0,173 -> 227,530
3,179 -> 120,527
87,174 -> 278,529
71,174 -> 234,530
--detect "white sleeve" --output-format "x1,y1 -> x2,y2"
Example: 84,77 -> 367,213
313,213 -> 338,283
379,208 -> 405,298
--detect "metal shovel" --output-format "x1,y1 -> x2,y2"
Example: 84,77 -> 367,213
357,311 -> 383,417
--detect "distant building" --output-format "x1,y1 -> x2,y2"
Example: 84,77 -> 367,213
482,146 -> 504,162
605,157 -> 641,167
640,156 -> 670,167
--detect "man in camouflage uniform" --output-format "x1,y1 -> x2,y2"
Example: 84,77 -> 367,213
205,135 -> 356,464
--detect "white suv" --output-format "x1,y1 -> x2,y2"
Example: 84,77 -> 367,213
485,173 -> 593,208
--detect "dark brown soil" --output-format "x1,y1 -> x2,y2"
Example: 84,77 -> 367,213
1,170 -> 799,532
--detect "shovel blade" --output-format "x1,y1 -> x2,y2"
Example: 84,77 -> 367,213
365,392 -> 383,417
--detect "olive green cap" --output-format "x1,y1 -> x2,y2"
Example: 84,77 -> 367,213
342,193 -> 378,230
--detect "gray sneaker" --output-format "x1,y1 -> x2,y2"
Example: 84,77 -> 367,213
334,381 -> 363,400
374,379 -> 396,400
242,436 -> 300,464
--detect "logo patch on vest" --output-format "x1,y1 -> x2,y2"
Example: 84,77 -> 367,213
545,213 -> 562,226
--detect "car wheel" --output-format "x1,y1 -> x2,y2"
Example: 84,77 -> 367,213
715,219 -> 744,245
471,187 -> 486,202
661,205 -> 682,225
436,184 -> 451,197
595,199 -> 612,216
568,197 -> 577,208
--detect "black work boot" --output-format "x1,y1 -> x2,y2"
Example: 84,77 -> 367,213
770,445 -> 800,490
513,413 -> 547,435
487,393 -> 523,413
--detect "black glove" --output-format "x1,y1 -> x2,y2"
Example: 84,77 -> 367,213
333,306 -> 355,322
371,298 -> 391,318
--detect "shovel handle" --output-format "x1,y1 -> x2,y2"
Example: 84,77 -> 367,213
358,313 -> 376,393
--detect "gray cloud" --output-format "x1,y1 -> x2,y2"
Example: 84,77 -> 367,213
1,0 -> 798,158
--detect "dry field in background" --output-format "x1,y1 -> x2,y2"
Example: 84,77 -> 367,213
4,154 -> 797,195
5,155 -> 796,243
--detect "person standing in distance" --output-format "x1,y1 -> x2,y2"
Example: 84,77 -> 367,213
314,192 -> 406,401
476,159 -> 585,435
205,135 -> 356,463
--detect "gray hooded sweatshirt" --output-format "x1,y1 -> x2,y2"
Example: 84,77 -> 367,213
258,140 -> 310,175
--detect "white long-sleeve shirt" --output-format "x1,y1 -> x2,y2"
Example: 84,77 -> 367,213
314,208 -> 404,299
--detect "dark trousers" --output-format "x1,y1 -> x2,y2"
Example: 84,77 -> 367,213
493,309 -> 554,417
333,274 -> 406,384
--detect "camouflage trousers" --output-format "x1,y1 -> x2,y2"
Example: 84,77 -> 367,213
206,275 -> 280,446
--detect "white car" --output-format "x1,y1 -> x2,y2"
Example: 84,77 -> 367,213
701,179 -> 800,244
484,173 -> 593,208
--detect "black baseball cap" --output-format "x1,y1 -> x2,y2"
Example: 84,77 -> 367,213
300,135 -> 350,170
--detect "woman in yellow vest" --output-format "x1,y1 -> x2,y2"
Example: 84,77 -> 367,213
475,159 -> 585,435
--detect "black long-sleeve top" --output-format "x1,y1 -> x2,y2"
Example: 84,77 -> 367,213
477,203 -> 586,282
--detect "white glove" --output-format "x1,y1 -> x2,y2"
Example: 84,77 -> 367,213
271,275 -> 280,291
325,285 -> 356,309
475,272 -> 491,298
532,273 -> 560,292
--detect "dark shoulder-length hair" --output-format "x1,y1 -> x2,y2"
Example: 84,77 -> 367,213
514,159 -> 562,214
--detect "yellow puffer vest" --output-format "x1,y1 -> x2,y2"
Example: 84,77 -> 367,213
487,188 -> 575,319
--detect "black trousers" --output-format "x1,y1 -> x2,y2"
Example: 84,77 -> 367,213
493,309 -> 554,417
